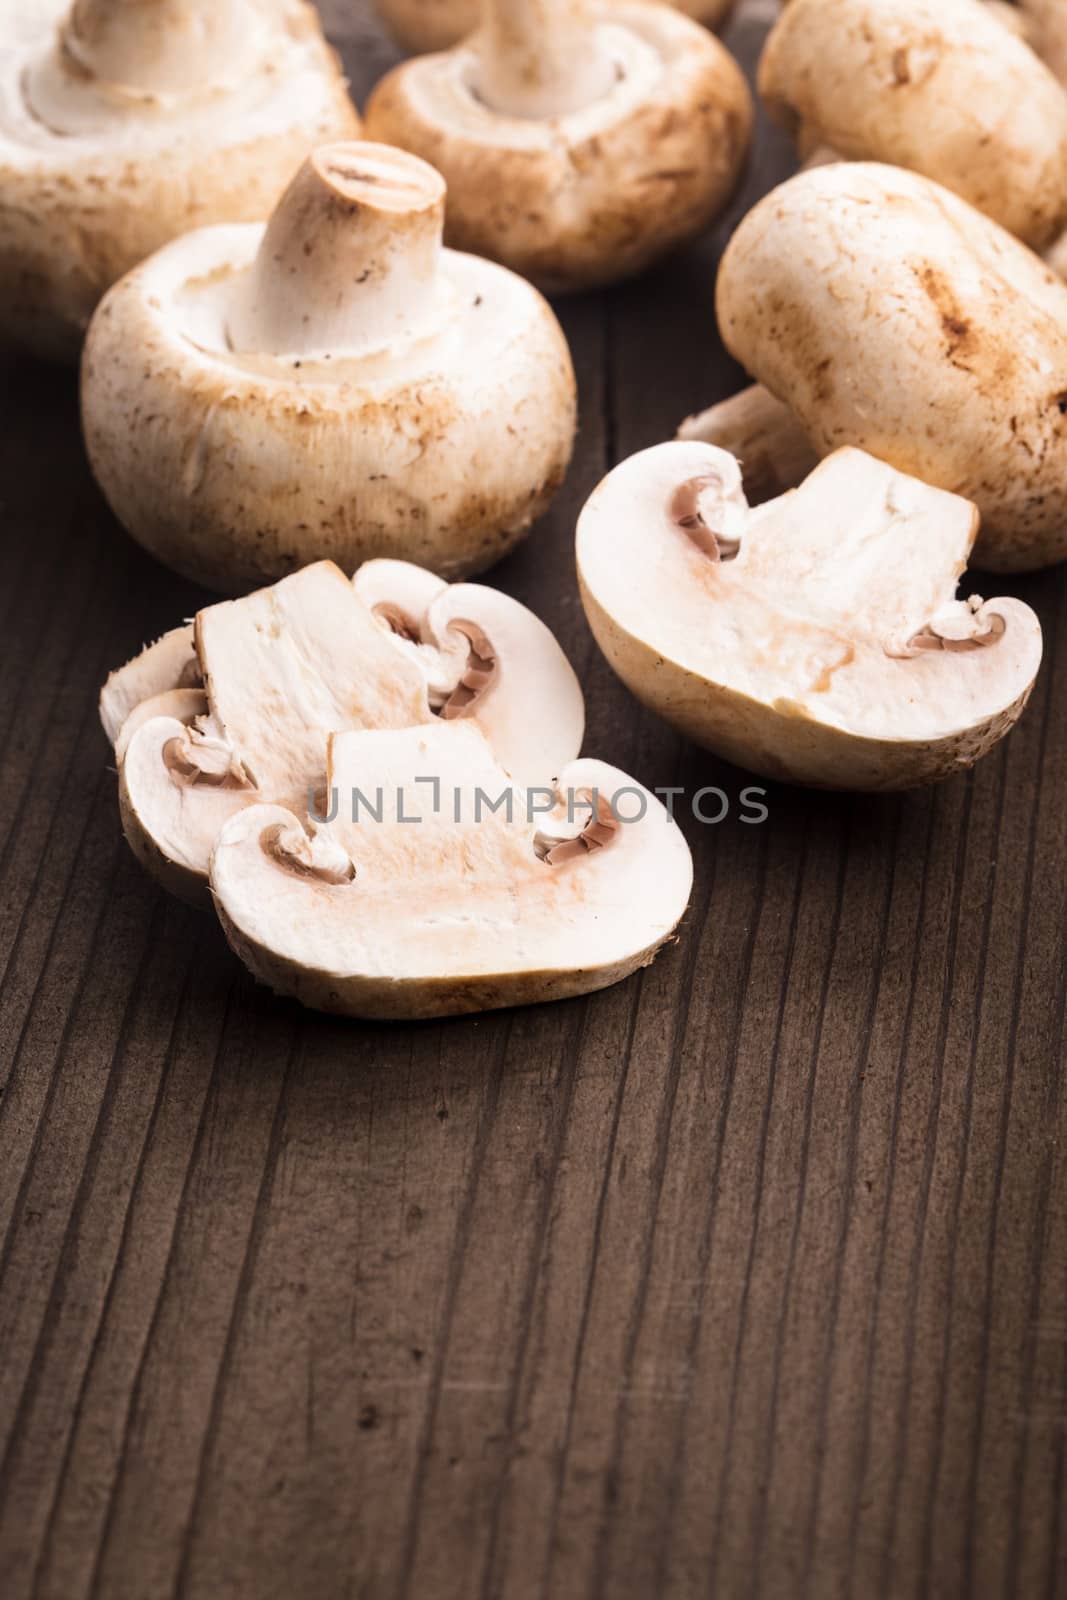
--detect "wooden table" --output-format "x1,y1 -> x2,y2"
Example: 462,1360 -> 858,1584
2,4 -> 1066,1596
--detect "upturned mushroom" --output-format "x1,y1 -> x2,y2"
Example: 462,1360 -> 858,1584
577,442 -> 1042,790
362,0 -> 753,292
0,0 -> 360,360
759,0 -> 1067,250
211,720 -> 694,1019
370,0 -> 738,55
705,161 -> 1067,571
81,141 -> 577,591
106,558 -> 584,902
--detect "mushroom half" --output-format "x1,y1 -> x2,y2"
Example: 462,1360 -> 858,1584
211,720 -> 694,1020
108,559 -> 584,903
370,0 -> 739,54
82,141 -> 577,591
0,0 -> 359,361
759,0 -> 1067,251
363,0 -> 752,292
577,442 -> 1042,790
711,161 -> 1067,571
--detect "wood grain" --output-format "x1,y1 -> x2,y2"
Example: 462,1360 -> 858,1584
2,4 -> 1067,1596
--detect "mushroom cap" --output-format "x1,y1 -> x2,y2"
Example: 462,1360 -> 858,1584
363,3 -> 752,292
759,0 -> 1067,250
717,161 -> 1067,571
577,441 -> 1042,790
113,558 -> 586,900
211,720 -> 694,1020
81,201 -> 576,591
371,0 -> 738,54
0,0 -> 359,360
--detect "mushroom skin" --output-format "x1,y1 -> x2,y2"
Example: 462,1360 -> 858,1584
1020,0 -> 1067,81
717,162 -> 1067,572
577,442 -> 1042,790
211,721 -> 694,1020
759,0 -> 1067,251
371,0 -> 738,54
363,0 -> 753,293
0,0 -> 360,361
81,143 -> 577,591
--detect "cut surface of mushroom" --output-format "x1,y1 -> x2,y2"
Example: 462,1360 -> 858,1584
363,0 -> 752,292
210,721 -> 693,1020
577,441 -> 1042,790
82,141 -> 577,591
370,0 -> 738,54
0,0 -> 359,359
759,0 -> 1067,249
717,161 -> 1067,571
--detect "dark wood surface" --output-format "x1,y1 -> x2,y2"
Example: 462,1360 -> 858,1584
2,4 -> 1067,1596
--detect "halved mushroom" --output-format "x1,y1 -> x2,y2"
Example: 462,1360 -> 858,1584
759,0 -> 1067,250
110,558 -> 584,901
362,0 -> 752,292
577,442 -> 1042,790
0,0 -> 360,361
211,720 -> 693,1019
714,161 -> 1067,571
82,141 -> 577,591
370,0 -> 739,55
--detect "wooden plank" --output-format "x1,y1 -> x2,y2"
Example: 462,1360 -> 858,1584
1,3 -> 1066,1598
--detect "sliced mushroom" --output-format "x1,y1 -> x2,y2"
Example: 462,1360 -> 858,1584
370,0 -> 738,54
0,0 -> 359,360
353,558 -> 585,788
577,441 -> 1042,790
363,0 -> 752,292
82,141 -> 576,591
99,622 -> 198,747
211,721 -> 693,1020
716,161 -> 1067,571
759,0 -> 1067,250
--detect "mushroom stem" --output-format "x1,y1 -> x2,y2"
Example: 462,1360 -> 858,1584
475,0 -> 617,120
58,0 -> 253,97
228,143 -> 448,361
678,384 -> 820,503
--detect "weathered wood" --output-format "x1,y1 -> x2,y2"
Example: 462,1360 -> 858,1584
1,4 -> 1066,1597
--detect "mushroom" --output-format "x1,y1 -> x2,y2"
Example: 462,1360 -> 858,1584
210,720 -> 694,1019
712,161 -> 1067,571
1020,0 -> 1067,81
577,441 -> 1042,790
81,141 -> 577,591
758,0 -> 1067,251
362,0 -> 753,292
0,0 -> 360,361
108,558 -> 584,902
370,0 -> 738,55
678,384 -> 820,504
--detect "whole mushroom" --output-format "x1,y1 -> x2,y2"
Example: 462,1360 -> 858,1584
363,0 -> 753,292
0,0 -> 360,360
577,441 -> 1042,790
82,142 -> 577,591
370,0 -> 739,55
706,162 -> 1067,570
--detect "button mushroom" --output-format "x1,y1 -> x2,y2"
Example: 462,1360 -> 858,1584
0,0 -> 360,360
107,558 -> 584,902
712,161 -> 1067,571
210,720 -> 694,1020
81,141 -> 577,591
362,0 -> 753,292
370,0 -> 738,55
576,441 -> 1042,790
759,0 -> 1067,251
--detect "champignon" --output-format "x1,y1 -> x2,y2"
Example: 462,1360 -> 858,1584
759,0 -> 1067,250
370,0 -> 738,54
108,558 -> 584,901
713,161 -> 1067,571
81,141 -> 577,591
1020,0 -> 1067,81
362,0 -> 752,292
210,720 -> 693,1019
0,0 -> 359,361
577,441 -> 1042,790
